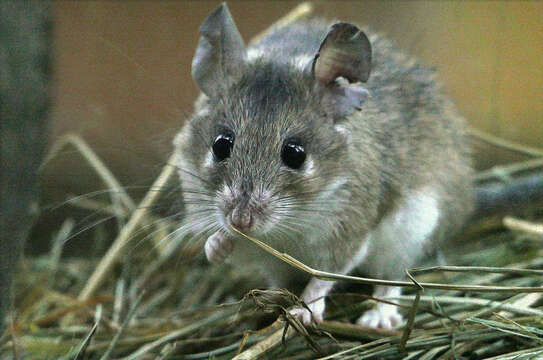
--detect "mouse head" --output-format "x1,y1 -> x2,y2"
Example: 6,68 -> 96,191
191,4 -> 371,121
175,3 -> 372,242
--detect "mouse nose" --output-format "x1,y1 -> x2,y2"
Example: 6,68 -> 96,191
230,206 -> 253,230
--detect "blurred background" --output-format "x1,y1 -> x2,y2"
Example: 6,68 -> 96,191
33,1 -> 542,252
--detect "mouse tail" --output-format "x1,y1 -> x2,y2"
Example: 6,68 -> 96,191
473,172 -> 543,219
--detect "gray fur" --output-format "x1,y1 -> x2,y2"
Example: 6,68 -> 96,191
174,5 -> 473,326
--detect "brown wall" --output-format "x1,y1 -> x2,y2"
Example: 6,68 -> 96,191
45,1 -> 542,201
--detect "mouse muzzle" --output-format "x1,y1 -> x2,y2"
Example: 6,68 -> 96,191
220,183 -> 273,234
230,205 -> 253,230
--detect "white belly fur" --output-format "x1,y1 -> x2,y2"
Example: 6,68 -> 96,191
358,186 -> 441,279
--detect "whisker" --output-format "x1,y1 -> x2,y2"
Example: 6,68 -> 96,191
62,215 -> 117,245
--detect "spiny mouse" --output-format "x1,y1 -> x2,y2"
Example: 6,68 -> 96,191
173,3 -> 473,329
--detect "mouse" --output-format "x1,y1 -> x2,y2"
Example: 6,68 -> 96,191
173,3 -> 473,329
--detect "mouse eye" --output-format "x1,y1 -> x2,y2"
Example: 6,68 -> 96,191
212,133 -> 234,161
281,139 -> 306,169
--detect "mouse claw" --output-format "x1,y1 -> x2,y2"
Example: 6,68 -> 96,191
204,231 -> 234,264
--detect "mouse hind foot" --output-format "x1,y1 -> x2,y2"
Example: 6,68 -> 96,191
357,286 -> 404,329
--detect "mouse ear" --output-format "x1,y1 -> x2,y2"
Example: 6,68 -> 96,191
192,3 -> 247,96
313,22 -> 371,84
312,23 -> 372,120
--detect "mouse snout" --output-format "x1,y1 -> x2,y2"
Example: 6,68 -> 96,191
230,206 -> 253,230
220,184 -> 272,232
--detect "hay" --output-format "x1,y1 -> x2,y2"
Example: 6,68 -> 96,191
3,3 -> 543,359
4,232 -> 543,359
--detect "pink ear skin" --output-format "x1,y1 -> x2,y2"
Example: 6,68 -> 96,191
326,80 -> 370,111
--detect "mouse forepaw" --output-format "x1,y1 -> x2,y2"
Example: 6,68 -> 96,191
204,231 -> 234,264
